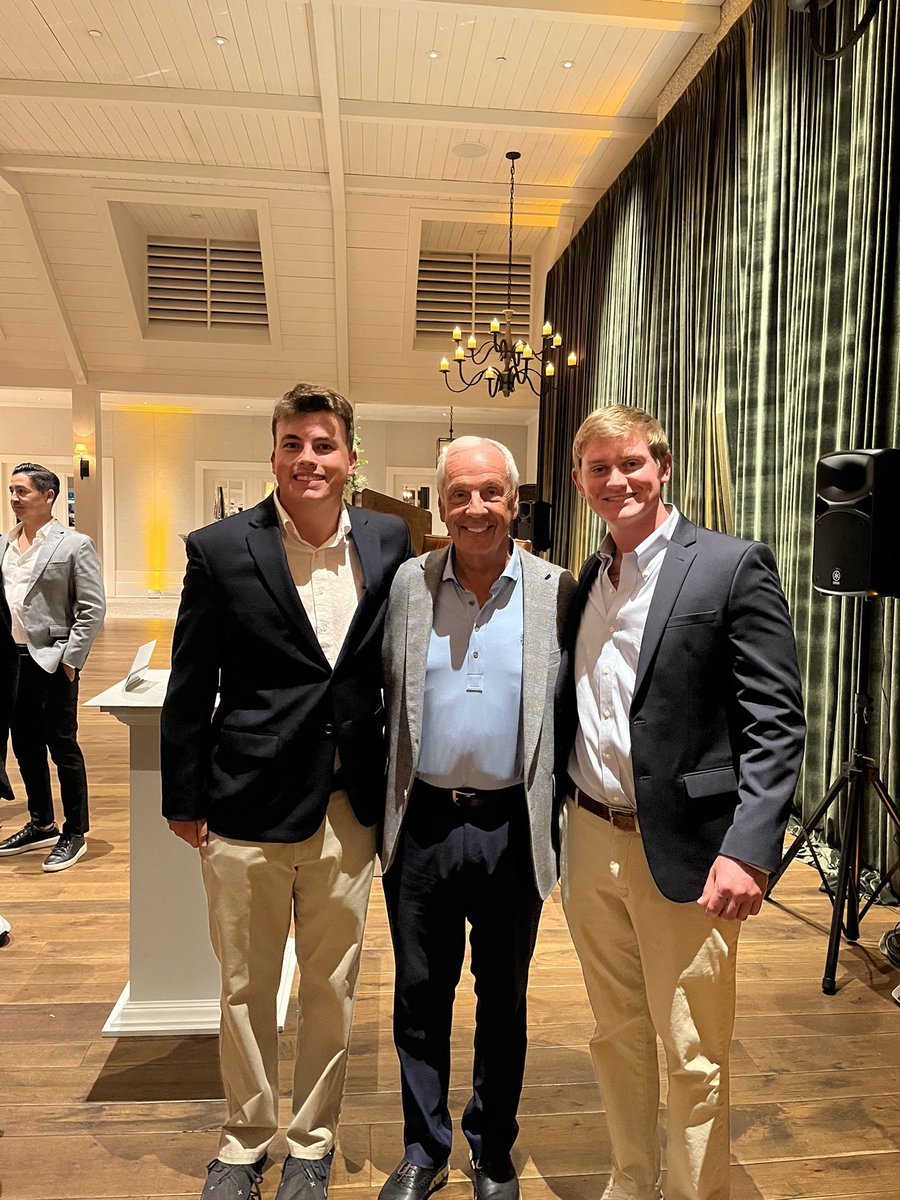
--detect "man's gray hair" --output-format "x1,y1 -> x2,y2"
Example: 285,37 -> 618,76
436,436 -> 520,498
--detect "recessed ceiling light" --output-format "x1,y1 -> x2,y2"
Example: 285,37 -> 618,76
427,49 -> 440,59
88,29 -> 102,38
214,35 -> 228,46
561,60 -> 575,69
453,142 -> 488,159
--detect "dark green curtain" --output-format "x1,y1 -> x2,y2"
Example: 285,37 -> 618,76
539,0 -> 900,885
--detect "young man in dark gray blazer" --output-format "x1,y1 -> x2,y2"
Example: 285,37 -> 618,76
162,385 -> 411,1200
561,406 -> 806,1200
0,463 -> 105,871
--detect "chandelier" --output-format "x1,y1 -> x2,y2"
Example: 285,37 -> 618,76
439,150 -> 576,399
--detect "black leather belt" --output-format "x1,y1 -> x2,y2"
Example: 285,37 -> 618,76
413,780 -> 524,808
567,780 -> 638,831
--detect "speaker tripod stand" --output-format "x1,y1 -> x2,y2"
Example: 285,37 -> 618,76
767,597 -> 900,994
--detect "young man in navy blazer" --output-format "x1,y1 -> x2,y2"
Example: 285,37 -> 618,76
560,406 -> 805,1200
162,385 -> 411,1200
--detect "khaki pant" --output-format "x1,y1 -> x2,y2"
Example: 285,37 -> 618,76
561,800 -> 740,1200
201,791 -> 376,1163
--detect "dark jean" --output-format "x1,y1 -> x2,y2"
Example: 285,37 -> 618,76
382,784 -> 542,1169
10,648 -> 89,837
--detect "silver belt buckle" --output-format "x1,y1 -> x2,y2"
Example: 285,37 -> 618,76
451,788 -> 478,805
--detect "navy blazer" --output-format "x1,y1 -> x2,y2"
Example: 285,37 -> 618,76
161,496 -> 412,841
561,515 -> 806,902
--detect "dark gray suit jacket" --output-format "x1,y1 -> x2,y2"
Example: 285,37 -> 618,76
561,515 -> 806,902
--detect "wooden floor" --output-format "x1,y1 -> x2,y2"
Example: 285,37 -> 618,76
1,618 -> 899,1200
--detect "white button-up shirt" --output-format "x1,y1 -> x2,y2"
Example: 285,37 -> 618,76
568,505 -> 680,811
273,492 -> 362,668
1,520 -> 54,646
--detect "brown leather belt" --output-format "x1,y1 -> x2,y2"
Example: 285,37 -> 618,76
568,782 -> 638,831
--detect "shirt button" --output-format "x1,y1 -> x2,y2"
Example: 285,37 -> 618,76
472,651 -> 479,659
469,600 -> 475,606
603,709 -> 610,718
604,752 -> 611,760
602,667 -> 610,676
608,625 -> 615,633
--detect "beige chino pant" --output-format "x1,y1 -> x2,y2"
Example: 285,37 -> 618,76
201,791 -> 376,1164
561,800 -> 740,1200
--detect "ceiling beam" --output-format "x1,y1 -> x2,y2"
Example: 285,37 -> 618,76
0,78 -> 322,115
0,169 -> 87,385
340,100 -> 654,138
334,0 -> 720,33
310,0 -> 351,395
0,154 -> 598,205
0,78 -> 653,140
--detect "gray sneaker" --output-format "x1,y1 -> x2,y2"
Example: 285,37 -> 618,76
201,1157 -> 266,1200
0,821 -> 60,856
42,834 -> 87,873
879,924 -> 900,969
276,1151 -> 334,1200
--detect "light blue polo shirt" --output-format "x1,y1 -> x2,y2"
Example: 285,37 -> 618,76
417,543 -> 524,789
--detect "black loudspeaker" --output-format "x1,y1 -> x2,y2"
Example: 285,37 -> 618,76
812,448 -> 900,596
514,484 -> 551,552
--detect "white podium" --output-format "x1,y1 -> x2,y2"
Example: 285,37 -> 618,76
87,669 -> 295,1036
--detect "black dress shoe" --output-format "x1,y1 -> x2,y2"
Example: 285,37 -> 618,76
378,1159 -> 449,1200
472,1156 -> 519,1200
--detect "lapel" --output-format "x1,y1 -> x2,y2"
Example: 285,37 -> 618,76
24,521 -> 65,599
632,515 -> 698,701
245,496 -> 327,664
520,551 -> 558,775
404,548 -> 446,753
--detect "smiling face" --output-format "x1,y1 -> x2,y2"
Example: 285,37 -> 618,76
439,442 -> 518,571
271,412 -> 355,524
9,472 -> 55,530
572,435 -> 671,549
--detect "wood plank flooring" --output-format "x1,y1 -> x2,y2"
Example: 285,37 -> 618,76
1,618 -> 898,1200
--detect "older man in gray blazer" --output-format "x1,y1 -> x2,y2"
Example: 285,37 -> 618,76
0,463 -> 105,871
379,437 -> 575,1200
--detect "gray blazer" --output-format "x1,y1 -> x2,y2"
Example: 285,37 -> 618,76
381,545 -> 576,899
0,520 -> 106,673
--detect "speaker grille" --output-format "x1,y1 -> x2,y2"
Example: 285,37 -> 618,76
812,511 -> 873,594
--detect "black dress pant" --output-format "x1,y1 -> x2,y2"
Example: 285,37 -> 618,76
10,648 -> 89,837
382,785 -> 542,1169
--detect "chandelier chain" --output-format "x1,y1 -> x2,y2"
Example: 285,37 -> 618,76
507,155 -> 515,311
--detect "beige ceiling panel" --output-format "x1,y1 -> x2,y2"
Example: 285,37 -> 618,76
119,201 -> 260,241
421,219 -> 546,256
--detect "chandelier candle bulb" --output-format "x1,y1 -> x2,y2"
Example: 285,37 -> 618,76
452,325 -> 462,341
552,333 -> 562,347
542,321 -> 553,336
485,366 -> 496,379
454,346 -> 465,360
523,344 -> 533,359
567,351 -> 577,367
545,362 -> 555,376
467,333 -> 477,349
514,339 -> 524,353
439,358 -> 450,372
490,317 -> 501,333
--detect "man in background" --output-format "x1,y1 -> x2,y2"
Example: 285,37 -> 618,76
0,463 -> 105,871
162,384 -> 411,1200
561,405 -> 805,1200
379,437 -> 574,1200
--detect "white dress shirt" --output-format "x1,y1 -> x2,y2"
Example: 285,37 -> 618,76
568,505 -> 680,811
273,492 -> 362,668
1,520 -> 54,646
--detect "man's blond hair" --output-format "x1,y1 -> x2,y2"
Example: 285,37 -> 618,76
572,405 -> 670,471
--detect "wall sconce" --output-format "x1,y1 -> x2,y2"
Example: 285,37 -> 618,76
74,443 -> 90,479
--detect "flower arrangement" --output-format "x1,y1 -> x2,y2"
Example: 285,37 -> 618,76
344,430 -> 368,501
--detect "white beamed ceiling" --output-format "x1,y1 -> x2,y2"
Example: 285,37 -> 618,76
0,0 -> 729,410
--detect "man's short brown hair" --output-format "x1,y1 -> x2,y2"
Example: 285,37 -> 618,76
272,384 -> 354,450
572,405 -> 670,471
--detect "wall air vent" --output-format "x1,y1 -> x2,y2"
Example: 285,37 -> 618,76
416,251 -> 531,341
147,238 -> 268,330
